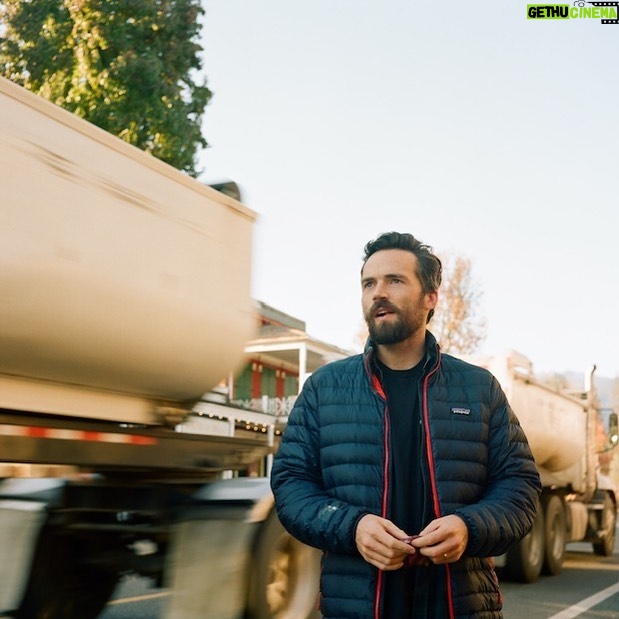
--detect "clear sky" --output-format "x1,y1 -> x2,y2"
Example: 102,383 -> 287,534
196,0 -> 619,380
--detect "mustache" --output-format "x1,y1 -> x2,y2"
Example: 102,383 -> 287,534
369,300 -> 399,315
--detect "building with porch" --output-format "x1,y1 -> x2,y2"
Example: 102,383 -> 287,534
178,301 -> 353,475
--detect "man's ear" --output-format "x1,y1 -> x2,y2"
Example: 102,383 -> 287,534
426,290 -> 438,311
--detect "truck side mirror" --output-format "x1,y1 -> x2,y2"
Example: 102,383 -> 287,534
609,412 -> 618,446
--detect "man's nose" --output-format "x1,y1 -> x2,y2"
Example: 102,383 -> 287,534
372,281 -> 388,299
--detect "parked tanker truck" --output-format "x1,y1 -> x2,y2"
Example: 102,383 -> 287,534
0,76 -> 320,619
466,351 -> 618,583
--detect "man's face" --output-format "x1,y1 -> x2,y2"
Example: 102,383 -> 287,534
361,249 -> 437,345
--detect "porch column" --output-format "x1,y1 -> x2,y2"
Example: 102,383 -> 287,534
298,343 -> 308,393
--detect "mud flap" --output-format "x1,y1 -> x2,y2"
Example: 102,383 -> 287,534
164,513 -> 257,619
163,478 -> 274,619
0,499 -> 47,612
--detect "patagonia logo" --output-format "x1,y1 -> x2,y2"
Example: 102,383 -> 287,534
451,407 -> 471,416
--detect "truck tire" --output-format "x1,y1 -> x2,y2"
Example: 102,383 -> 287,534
593,493 -> 617,557
16,527 -> 118,619
504,499 -> 544,583
541,494 -> 566,575
246,509 -> 321,619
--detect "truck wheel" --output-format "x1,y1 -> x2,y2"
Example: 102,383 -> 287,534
504,499 -> 544,583
246,509 -> 321,619
16,527 -> 118,619
593,493 -> 617,557
541,494 -> 566,575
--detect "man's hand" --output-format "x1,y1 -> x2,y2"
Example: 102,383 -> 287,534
355,514 -> 418,570
410,514 -> 468,564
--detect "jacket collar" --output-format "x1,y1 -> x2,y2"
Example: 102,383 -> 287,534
363,330 -> 441,377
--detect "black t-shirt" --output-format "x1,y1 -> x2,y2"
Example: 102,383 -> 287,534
376,358 -> 431,619
376,357 -> 424,536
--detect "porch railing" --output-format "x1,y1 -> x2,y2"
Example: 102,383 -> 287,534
231,395 -> 297,417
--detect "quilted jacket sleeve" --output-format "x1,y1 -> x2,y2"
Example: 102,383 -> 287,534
270,371 -> 370,555
452,374 -> 542,557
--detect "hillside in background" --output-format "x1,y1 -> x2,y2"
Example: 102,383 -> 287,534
552,372 -> 617,410
595,375 -> 615,409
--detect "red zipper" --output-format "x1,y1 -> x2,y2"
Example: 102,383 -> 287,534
371,372 -> 389,619
421,357 -> 456,619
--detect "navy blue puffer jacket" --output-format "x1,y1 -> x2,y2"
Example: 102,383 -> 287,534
270,332 -> 541,619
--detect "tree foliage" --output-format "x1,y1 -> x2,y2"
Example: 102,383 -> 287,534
431,252 -> 486,355
0,0 -> 210,176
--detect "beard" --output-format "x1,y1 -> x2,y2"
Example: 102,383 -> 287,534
364,300 -> 426,345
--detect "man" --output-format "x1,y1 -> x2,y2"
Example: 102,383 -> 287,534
270,231 -> 541,619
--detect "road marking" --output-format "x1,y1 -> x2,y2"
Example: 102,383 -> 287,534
107,590 -> 170,605
547,581 -> 619,619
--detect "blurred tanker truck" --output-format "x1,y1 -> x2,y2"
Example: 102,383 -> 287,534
0,76 -> 319,619
467,352 -> 618,583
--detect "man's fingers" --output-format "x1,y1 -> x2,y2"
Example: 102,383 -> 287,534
409,515 -> 469,564
355,514 -> 418,569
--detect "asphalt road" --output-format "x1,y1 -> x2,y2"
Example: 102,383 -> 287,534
100,532 -> 619,619
500,537 -> 619,619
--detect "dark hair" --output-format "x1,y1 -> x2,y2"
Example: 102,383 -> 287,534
362,232 -> 442,322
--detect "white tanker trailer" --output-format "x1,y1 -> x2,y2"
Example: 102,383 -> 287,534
466,351 -> 618,582
0,76 -> 320,619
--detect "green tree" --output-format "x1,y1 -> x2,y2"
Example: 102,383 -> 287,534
0,0 -> 210,176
